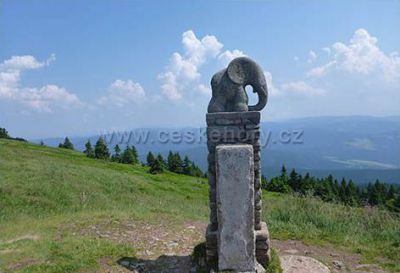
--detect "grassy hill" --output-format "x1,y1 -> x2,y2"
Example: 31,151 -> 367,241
0,139 -> 399,272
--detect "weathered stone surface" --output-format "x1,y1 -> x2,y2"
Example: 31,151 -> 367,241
216,144 -> 256,272
206,111 -> 261,125
280,255 -> 330,273
207,57 -> 268,113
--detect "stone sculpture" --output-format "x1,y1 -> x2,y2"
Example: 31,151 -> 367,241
207,57 -> 268,113
205,57 -> 271,272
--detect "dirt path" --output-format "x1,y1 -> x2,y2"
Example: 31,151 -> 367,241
272,239 -> 386,273
71,220 -> 387,273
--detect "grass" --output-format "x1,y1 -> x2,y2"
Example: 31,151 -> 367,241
0,139 -> 399,272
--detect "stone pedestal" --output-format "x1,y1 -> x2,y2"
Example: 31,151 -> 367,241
206,112 -> 271,270
216,145 -> 256,271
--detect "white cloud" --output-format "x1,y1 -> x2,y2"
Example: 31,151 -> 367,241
0,54 -> 54,70
281,81 -> 326,96
322,47 -> 331,56
98,79 -> 146,107
19,85 -> 81,112
218,49 -> 246,66
196,83 -> 212,96
159,30 -> 223,100
0,54 -> 82,112
307,28 -> 400,81
307,50 -> 317,63
263,71 -> 281,97
159,30 -> 249,101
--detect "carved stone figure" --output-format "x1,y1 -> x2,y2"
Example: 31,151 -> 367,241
207,57 -> 268,113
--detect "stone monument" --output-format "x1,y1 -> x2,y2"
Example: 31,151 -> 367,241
205,57 -> 271,272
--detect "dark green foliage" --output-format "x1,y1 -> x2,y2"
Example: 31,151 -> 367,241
167,151 -> 183,174
94,137 -> 110,159
146,151 -> 155,166
120,145 -> 138,164
111,145 -> 121,162
83,140 -> 94,158
157,154 -> 166,168
0,128 -> 10,139
58,137 -> 74,150
182,156 -> 192,175
264,165 -> 399,210
149,158 -> 163,174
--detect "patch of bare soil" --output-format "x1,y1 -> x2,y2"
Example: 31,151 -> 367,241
273,239 -> 387,273
72,219 -> 206,273
65,220 -> 388,273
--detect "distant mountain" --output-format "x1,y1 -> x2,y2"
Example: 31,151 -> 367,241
35,116 -> 400,184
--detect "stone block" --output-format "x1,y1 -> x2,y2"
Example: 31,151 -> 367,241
216,144 -> 256,272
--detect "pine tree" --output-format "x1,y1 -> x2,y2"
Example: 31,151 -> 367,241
94,137 -> 110,159
59,137 -> 74,150
84,140 -> 94,158
121,146 -> 136,164
157,154 -> 166,168
369,179 -> 386,206
167,151 -> 174,171
130,145 -> 139,164
288,169 -> 301,193
339,178 -> 347,204
112,144 -> 121,162
387,185 -> 396,200
146,152 -> 155,166
149,158 -> 163,174
173,152 -> 183,174
0,128 -> 10,139
345,180 -> 358,206
182,156 -> 192,175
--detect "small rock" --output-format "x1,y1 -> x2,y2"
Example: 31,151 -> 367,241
280,255 -> 330,273
286,249 -> 299,254
333,260 -> 345,269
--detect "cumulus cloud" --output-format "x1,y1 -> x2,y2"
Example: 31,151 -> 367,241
281,81 -> 326,96
158,30 -> 223,100
307,50 -> 317,63
0,54 -> 82,112
307,29 -> 400,81
218,49 -> 246,66
263,71 -> 281,97
19,85 -> 81,112
98,79 -> 146,107
159,30 -> 249,101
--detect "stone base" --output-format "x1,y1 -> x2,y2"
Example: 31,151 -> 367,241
206,222 -> 271,271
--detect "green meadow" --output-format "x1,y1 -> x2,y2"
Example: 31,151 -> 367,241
0,139 -> 399,272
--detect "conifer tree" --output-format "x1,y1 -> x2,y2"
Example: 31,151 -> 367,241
167,151 -> 174,171
94,137 -> 110,159
59,137 -> 74,150
149,158 -> 163,174
387,184 -> 396,200
112,144 -> 121,162
157,154 -> 166,168
339,178 -> 347,203
130,145 -> 139,164
146,151 -> 155,166
121,145 -> 136,164
173,152 -> 183,174
182,156 -> 192,175
0,128 -> 10,139
289,169 -> 301,192
84,140 -> 94,158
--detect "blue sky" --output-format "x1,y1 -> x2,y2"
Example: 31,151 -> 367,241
1,0 -> 399,138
